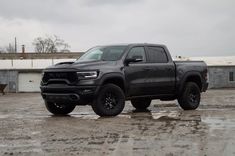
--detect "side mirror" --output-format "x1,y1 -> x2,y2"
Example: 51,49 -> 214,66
124,58 -> 143,65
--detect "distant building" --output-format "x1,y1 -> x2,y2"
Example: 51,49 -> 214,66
0,53 -> 83,92
189,56 -> 235,89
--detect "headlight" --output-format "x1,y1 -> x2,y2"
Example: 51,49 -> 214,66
77,71 -> 98,79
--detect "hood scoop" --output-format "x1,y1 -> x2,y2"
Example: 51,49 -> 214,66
55,61 -> 75,66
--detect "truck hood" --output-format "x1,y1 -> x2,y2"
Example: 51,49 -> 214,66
45,60 -> 117,71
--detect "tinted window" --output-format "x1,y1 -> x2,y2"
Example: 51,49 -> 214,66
229,72 -> 234,82
126,47 -> 146,62
147,46 -> 168,63
76,46 -> 127,62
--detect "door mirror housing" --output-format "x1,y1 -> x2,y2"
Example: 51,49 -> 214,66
124,58 -> 143,65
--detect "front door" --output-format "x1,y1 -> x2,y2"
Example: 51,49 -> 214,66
124,46 -> 149,96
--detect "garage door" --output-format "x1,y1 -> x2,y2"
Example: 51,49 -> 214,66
18,73 -> 42,92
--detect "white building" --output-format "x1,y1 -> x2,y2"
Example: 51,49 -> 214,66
0,59 -> 75,92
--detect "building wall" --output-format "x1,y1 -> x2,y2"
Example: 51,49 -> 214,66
208,66 -> 235,88
0,70 -> 18,92
0,59 -> 75,69
0,70 -> 43,93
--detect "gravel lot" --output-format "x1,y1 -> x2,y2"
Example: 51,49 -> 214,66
1,89 -> 235,156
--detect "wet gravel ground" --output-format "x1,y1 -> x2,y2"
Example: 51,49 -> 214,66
1,89 -> 235,156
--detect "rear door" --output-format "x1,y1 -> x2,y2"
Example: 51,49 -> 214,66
145,46 -> 175,95
124,46 -> 149,96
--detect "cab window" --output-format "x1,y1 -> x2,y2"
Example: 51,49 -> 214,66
147,46 -> 168,63
126,47 -> 146,63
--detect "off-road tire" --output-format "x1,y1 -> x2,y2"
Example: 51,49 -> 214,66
45,101 -> 76,115
92,84 -> 125,117
178,82 -> 201,110
131,98 -> 151,110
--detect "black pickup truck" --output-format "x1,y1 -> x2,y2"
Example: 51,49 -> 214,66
41,44 -> 208,116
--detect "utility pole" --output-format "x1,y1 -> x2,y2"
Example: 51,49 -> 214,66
14,37 -> 17,53
22,45 -> 25,53
9,43 -> 13,53
21,45 -> 26,59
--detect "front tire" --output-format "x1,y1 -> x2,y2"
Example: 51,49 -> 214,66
131,98 -> 151,110
92,84 -> 125,117
178,82 -> 201,110
45,101 -> 76,115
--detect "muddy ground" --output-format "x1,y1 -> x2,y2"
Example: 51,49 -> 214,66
0,89 -> 235,156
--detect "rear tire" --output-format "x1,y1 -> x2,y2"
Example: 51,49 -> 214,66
131,98 -> 151,110
45,101 -> 76,115
178,82 -> 201,110
92,84 -> 125,117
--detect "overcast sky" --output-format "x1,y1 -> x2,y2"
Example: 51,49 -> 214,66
0,0 -> 234,56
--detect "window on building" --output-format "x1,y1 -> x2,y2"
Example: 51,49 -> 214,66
147,46 -> 168,63
229,72 -> 234,82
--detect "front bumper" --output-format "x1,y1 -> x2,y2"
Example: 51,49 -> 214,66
42,93 -> 80,103
40,84 -> 99,105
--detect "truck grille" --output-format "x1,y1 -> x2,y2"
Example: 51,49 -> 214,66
42,72 -> 78,84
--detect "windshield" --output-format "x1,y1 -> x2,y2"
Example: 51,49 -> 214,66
76,46 -> 127,62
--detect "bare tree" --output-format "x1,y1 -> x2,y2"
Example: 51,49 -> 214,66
32,35 -> 70,53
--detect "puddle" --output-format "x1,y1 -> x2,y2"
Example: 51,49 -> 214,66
202,117 -> 235,131
0,110 -> 198,121
151,111 -> 180,120
0,114 -> 10,119
70,114 -> 99,119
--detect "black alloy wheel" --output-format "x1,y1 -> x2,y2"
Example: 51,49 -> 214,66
92,84 -> 125,117
178,82 -> 201,110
